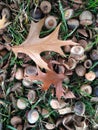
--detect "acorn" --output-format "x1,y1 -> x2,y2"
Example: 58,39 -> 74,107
10,116 -> 22,127
85,71 -> 96,81
79,11 -> 93,26
90,49 -> 98,61
45,123 -> 55,130
15,68 -> 24,80
67,19 -> 79,29
40,1 -> 51,14
24,65 -> 38,77
31,7 -> 44,21
75,65 -> 86,77
84,59 -> 92,69
80,84 -> 92,96
64,9 -> 74,20
45,16 -> 57,29
74,101 -> 85,116
27,90 -> 37,104
70,46 -> 85,60
22,79 -> 33,88
67,58 -> 77,70
17,98 -> 28,110
27,109 -> 39,124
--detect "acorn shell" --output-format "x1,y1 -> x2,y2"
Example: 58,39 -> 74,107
17,98 -> 28,110
45,123 -> 55,130
50,99 -> 60,109
45,16 -> 57,29
10,116 -> 22,126
80,84 -> 92,95
27,109 -> 39,124
85,71 -> 96,81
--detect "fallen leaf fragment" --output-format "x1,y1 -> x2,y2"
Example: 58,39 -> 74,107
25,67 -> 75,100
25,67 -> 65,99
12,18 -> 78,70
0,14 -> 11,29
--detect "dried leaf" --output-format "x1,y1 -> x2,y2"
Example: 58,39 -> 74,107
0,14 -> 11,29
25,67 -> 65,99
12,18 -> 78,70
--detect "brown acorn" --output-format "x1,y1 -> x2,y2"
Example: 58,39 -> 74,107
80,84 -> 92,95
75,65 -> 86,77
85,71 -> 96,81
45,16 -> 57,29
40,1 -> 51,14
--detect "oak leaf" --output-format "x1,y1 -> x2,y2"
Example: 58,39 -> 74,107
25,66 -> 65,99
12,19 -> 77,70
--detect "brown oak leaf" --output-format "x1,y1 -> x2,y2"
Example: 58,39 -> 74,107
12,18 -> 78,70
25,66 -> 65,99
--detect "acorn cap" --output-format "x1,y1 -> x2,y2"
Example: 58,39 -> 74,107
80,84 -> 92,95
85,71 -> 96,81
79,11 -> 93,21
84,59 -> 92,69
74,101 -> 85,116
45,16 -> 57,29
24,65 -> 38,76
40,1 -> 51,14
67,19 -> 79,29
50,99 -> 60,109
64,9 -> 74,20
10,116 -> 22,126
45,123 -> 55,130
67,58 -> 77,70
27,90 -> 36,104
42,108 -> 49,118
90,49 -> 98,61
58,107 -> 72,115
71,46 -> 84,57
27,109 -> 39,124
22,79 -> 33,88
79,11 -> 93,26
31,7 -> 44,21
75,65 -> 86,77
17,98 -> 28,110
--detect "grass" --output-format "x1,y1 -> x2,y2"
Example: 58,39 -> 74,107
0,0 -> 98,130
